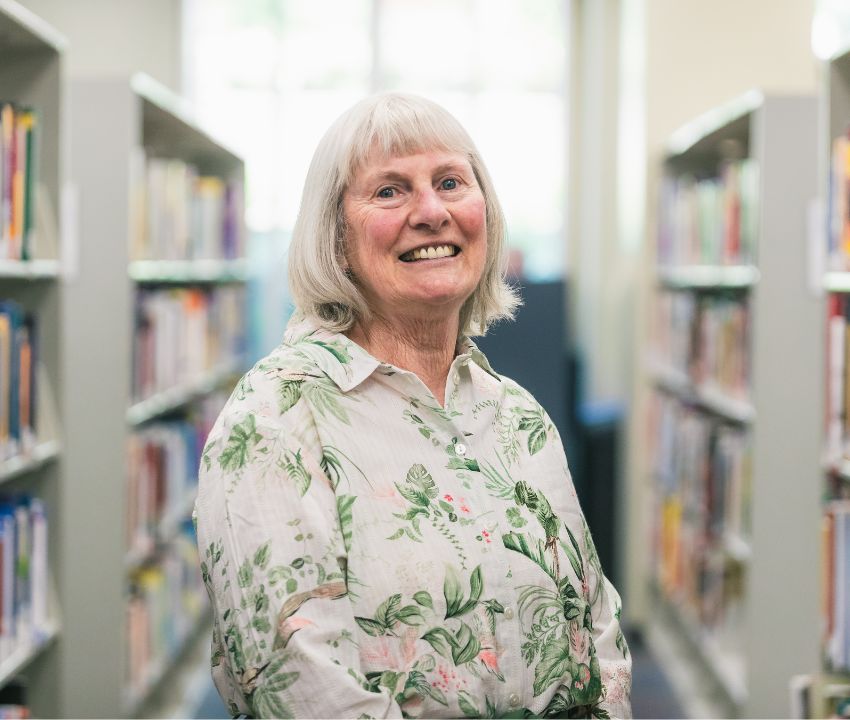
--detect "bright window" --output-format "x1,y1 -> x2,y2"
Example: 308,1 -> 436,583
183,0 -> 569,340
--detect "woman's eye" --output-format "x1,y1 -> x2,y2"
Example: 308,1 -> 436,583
377,187 -> 395,199
441,178 -> 458,190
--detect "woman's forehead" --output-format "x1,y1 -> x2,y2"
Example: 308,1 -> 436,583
349,144 -> 472,181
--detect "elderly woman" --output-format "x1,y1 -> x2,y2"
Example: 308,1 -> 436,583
195,93 -> 631,719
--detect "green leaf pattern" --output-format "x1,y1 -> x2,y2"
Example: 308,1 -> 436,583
194,322 -> 630,719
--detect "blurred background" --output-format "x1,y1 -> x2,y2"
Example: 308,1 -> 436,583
0,0 -> 847,717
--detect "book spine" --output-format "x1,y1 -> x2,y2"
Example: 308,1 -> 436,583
829,295 -> 846,461
6,305 -> 20,459
1,104 -> 14,259
10,109 -> 24,260
0,510 -> 13,657
19,110 -> 35,262
29,499 -> 46,632
13,502 -> 29,643
132,286 -> 246,401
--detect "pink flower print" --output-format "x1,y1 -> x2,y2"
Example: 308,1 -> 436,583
277,616 -> 315,647
481,529 -> 492,544
602,663 -> 630,704
444,494 -> 454,502
399,625 -> 419,668
478,649 -> 499,672
459,499 -> 471,513
359,636 -> 398,669
478,647 -> 505,681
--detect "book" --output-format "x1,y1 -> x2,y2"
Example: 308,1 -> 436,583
0,498 -> 49,661
131,286 -> 245,403
0,302 -> 37,460
126,391 -> 227,559
19,111 -> 35,261
650,390 -> 752,653
130,150 -> 244,262
654,290 -> 751,401
0,507 -> 13,658
125,521 -> 207,697
1,103 -> 14,260
658,158 -> 759,267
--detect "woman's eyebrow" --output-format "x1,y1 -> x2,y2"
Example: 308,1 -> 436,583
432,162 -> 470,176
368,163 -> 470,183
368,170 -> 409,185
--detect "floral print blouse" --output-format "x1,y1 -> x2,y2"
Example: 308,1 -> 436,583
194,317 -> 632,719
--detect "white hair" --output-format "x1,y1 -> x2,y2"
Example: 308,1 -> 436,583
288,92 -> 520,337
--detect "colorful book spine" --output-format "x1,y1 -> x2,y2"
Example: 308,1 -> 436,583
0,301 -> 37,460
658,159 -> 759,267
131,286 -> 245,402
821,293 -> 850,462
654,290 -> 751,399
129,150 -> 245,261
0,497 -> 50,662
125,522 -> 207,696
826,129 -> 850,271
0,104 -> 37,262
650,391 -> 752,649
823,501 -> 850,672
126,392 -> 226,557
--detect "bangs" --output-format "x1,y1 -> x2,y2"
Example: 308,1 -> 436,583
342,95 -> 474,184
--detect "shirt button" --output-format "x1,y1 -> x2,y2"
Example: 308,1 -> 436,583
508,693 -> 520,708
504,607 -> 514,620
454,443 -> 467,456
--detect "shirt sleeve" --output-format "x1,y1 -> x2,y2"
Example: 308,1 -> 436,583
589,575 -> 632,719
194,374 -> 403,719
541,411 -> 633,719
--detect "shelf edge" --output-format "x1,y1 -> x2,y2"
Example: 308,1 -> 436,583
0,620 -> 60,689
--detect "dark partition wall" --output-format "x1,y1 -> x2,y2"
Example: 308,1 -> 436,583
476,279 -> 621,588
475,280 -> 570,443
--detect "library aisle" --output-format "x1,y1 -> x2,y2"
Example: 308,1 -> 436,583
0,0 -> 847,717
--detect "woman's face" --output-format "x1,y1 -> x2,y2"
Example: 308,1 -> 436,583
343,148 -> 488,328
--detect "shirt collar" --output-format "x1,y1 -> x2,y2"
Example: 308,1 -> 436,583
283,316 -> 380,392
283,315 -> 501,392
457,337 -> 502,382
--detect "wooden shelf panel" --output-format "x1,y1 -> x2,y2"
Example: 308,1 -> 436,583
654,585 -> 747,711
127,361 -> 242,426
0,620 -> 60,690
657,264 -> 760,290
0,0 -> 65,53
0,440 -> 60,484
128,258 -> 248,284
650,363 -> 756,424
666,89 -> 762,159
824,272 -> 850,293
0,260 -> 61,280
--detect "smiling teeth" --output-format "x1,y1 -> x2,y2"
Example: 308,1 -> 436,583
404,245 -> 457,261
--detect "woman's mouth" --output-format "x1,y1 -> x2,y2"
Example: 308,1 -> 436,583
399,244 -> 460,262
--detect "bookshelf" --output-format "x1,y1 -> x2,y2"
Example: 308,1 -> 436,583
810,42 -> 850,720
643,92 -> 821,718
58,73 -> 247,718
0,2 -> 65,717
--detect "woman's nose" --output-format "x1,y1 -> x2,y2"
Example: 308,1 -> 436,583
409,188 -> 450,232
